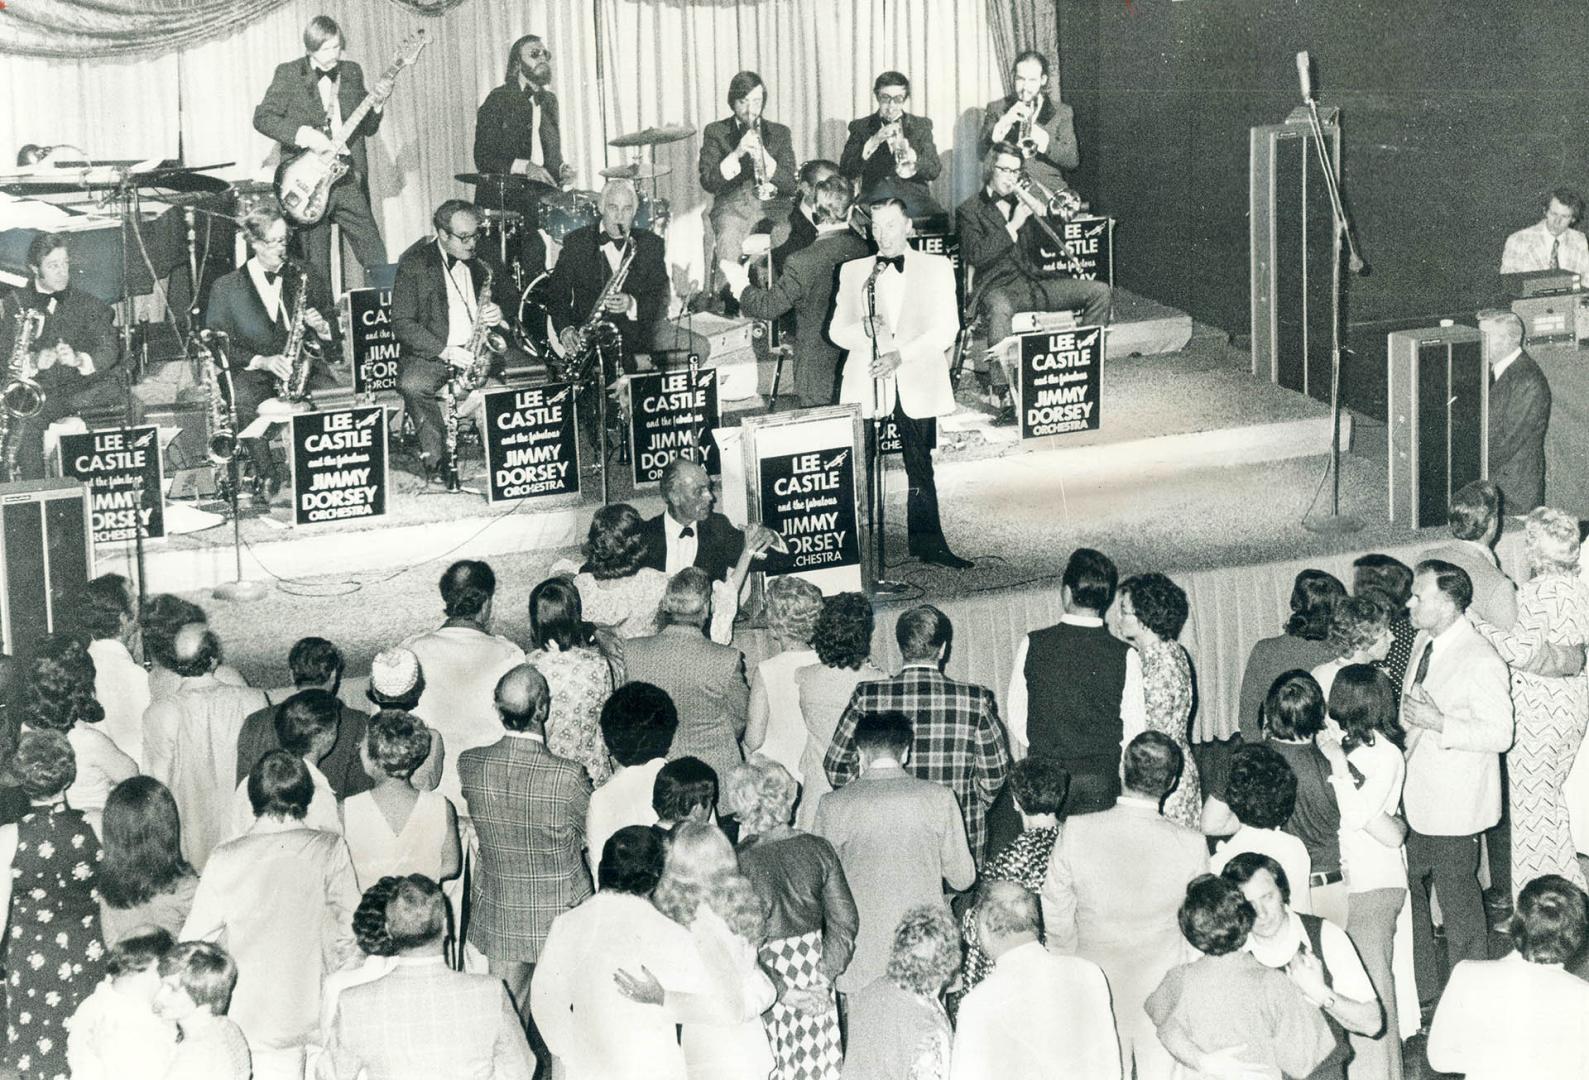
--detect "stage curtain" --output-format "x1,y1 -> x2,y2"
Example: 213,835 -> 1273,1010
986,0 -> 1060,95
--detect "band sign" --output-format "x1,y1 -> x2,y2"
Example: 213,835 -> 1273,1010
758,446 -> 860,575
345,288 -> 399,394
1020,327 -> 1102,439
290,405 -> 389,525
59,426 -> 165,545
629,368 -> 720,485
483,384 -> 579,503
1030,215 -> 1113,285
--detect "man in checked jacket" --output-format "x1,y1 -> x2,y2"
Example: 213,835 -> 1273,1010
824,605 -> 1011,865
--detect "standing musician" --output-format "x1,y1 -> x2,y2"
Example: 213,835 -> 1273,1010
204,205 -> 338,507
253,15 -> 392,287
391,200 -> 515,482
840,71 -> 943,219
958,141 -> 1110,425
698,71 -> 798,293
472,33 -> 574,280
979,50 -> 1080,195
0,233 -> 125,480
829,199 -> 971,570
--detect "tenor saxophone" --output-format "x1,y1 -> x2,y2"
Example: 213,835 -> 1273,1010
1,303 -> 47,481
440,264 -> 505,491
276,267 -> 322,403
559,237 -> 634,385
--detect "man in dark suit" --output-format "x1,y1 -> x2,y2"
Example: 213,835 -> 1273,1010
472,33 -> 572,281
1479,308 -> 1551,514
459,664 -> 592,1059
728,174 -> 869,406
391,199 -> 514,480
839,71 -> 943,219
697,71 -> 798,281
958,141 -> 1111,425
252,14 -> 391,286
638,457 -> 755,582
978,50 -> 1080,195
204,205 -> 337,504
824,605 -> 1011,865
771,159 -> 841,272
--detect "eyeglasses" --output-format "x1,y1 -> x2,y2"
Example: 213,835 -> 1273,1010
447,228 -> 481,243
993,164 -> 1021,175
877,92 -> 909,104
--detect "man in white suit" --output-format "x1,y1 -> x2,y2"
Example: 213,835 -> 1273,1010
1400,559 -> 1514,1007
829,198 -> 971,569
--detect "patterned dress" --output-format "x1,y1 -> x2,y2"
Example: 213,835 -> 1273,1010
527,643 -> 615,785
952,825 -> 1060,1013
1140,637 -> 1201,830
6,804 -> 107,1080
1474,573 -> 1589,895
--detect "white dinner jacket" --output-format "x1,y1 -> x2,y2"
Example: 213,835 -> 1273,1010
829,247 -> 959,419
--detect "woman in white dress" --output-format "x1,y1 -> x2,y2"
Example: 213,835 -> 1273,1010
341,710 -> 461,891
744,577 -> 824,782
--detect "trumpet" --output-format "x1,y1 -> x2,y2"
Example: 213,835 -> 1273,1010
1013,98 -> 1041,158
881,120 -> 913,171
1016,174 -> 1081,221
746,118 -> 776,201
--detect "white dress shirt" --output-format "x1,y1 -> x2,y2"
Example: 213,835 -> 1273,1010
1427,952 -> 1589,1080
439,241 -> 479,351
661,510 -> 700,576
585,758 -> 666,886
245,257 -> 287,324
1006,614 -> 1145,758
88,637 -> 151,766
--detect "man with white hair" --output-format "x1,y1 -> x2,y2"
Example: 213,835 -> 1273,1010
1478,308 -> 1551,514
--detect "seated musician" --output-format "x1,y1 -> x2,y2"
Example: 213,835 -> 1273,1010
772,158 -> 842,272
1500,188 -> 1589,277
840,71 -> 943,220
698,71 -> 798,300
204,205 -> 338,506
979,51 -> 1080,195
957,141 -> 1111,425
391,199 -> 515,483
0,232 -> 129,480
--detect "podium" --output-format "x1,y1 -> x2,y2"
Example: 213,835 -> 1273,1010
1386,325 -> 1487,528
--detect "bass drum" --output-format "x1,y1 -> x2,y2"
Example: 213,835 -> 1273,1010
514,272 -> 568,366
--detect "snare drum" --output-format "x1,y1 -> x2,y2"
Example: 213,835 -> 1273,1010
540,190 -> 599,243
635,192 -> 671,234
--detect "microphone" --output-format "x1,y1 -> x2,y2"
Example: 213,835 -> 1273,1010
1296,51 -> 1313,102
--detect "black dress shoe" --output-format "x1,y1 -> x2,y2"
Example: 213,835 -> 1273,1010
917,547 -> 975,570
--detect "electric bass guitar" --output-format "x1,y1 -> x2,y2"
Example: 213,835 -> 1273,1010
274,29 -> 429,227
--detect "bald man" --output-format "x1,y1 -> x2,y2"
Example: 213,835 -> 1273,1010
458,663 -> 593,1058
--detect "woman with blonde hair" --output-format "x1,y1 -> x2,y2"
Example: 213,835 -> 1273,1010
1470,505 -> 1589,894
744,577 -> 824,780
614,820 -> 775,1079
724,758 -> 856,1079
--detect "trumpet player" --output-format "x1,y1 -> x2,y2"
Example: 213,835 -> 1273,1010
0,232 -> 125,480
205,205 -> 337,506
980,51 -> 1079,194
840,70 -> 943,219
698,71 -> 798,292
957,142 -> 1110,425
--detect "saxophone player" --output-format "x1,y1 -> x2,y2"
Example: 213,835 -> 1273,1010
392,199 -> 515,482
979,50 -> 1080,194
205,205 -> 337,505
839,71 -> 943,219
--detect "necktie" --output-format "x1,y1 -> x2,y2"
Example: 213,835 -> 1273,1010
877,254 -> 905,273
680,526 -> 695,539
1551,236 -> 1561,270
316,67 -> 338,83
1411,640 -> 1433,687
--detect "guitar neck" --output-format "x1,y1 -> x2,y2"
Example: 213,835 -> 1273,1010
330,55 -> 406,152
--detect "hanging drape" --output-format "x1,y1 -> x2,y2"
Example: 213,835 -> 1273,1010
986,0 -> 1060,95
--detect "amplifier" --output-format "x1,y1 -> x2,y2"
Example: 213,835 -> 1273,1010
0,479 -> 93,655
1510,291 -> 1589,344
1501,270 -> 1580,298
1387,325 -> 1488,528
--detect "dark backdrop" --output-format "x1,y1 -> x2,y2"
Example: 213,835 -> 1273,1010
1056,0 -> 1585,416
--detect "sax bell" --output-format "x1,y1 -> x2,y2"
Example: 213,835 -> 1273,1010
2,378 -> 44,418
207,433 -> 237,463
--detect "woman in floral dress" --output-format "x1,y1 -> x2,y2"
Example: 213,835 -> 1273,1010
1,731 -> 107,1080
1118,573 -> 1201,829
526,576 -> 617,785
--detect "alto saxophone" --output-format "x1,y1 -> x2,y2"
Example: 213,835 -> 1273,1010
440,263 -> 505,491
560,237 -> 634,385
276,267 -> 322,403
2,303 -> 47,481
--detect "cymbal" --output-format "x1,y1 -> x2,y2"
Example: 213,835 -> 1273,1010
608,123 -> 696,148
455,171 -> 554,193
599,162 -> 672,181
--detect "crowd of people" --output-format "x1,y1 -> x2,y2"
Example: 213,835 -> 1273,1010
0,470 -> 1586,1080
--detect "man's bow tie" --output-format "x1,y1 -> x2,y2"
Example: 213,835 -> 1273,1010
602,234 -> 625,250
263,269 -> 280,286
997,192 -> 1019,209
315,67 -> 338,83
679,526 -> 695,539
876,254 -> 905,273
445,254 -> 463,271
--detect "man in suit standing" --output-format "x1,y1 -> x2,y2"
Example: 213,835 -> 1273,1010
1400,560 -> 1514,1007
839,71 -> 942,219
205,204 -> 338,506
253,14 -> 391,286
697,71 -> 798,288
979,51 -> 1080,195
825,605 -> 1010,864
813,712 -> 975,996
829,198 -> 970,568
1041,732 -> 1208,1080
320,875 -> 534,1080
1480,308 -> 1551,514
391,199 -> 515,481
459,664 -> 593,1063
726,174 -> 869,407
638,457 -> 779,582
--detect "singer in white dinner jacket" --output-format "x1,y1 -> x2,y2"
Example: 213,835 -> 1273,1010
829,246 -> 959,421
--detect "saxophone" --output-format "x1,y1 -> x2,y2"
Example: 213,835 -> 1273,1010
192,330 -> 239,499
1,304 -> 47,481
559,237 -> 634,385
275,267 -> 322,403
440,264 -> 505,491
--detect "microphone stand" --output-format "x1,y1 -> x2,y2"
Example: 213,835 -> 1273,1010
866,265 -> 906,593
205,333 -> 266,602
1297,57 -> 1368,535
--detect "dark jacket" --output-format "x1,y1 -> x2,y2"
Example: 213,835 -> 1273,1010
2,285 -> 120,409
203,260 -> 336,402
390,238 -> 512,365
697,116 -> 798,202
542,226 -> 669,357
253,57 -> 382,182
977,93 -> 1080,192
1488,351 -> 1551,514
638,509 -> 745,584
839,112 -> 942,196
772,201 -> 820,272
472,82 -> 564,178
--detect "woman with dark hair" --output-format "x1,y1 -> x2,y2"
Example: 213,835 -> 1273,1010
526,575 -> 616,784
98,776 -> 200,945
1350,554 -> 1417,689
1311,594 -> 1394,701
74,573 -> 150,766
1427,873 -> 1589,1079
794,592 -> 885,830
1117,573 -> 1201,829
1209,744 -> 1313,909
19,634 -> 137,837
1146,874 -> 1335,1080
0,730 -> 109,1080
140,594 -> 246,700
1260,670 -> 1348,925
840,904 -> 960,1080
309,876 -> 405,1075
1236,569 -> 1346,743
341,711 -> 461,890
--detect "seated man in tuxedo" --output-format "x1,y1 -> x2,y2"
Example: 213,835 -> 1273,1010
840,71 -> 942,220
0,232 -> 128,480
1479,308 -> 1551,513
958,142 -> 1111,425
204,205 -> 338,506
771,159 -> 841,273
697,71 -> 798,295
640,457 -> 745,581
1500,188 -> 1589,278
391,199 -> 515,483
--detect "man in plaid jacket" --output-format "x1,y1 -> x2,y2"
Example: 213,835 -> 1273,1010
824,605 -> 1011,864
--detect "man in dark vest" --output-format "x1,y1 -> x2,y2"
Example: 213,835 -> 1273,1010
1005,547 -> 1138,817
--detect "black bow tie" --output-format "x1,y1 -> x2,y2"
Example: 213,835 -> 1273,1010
877,254 -> 905,273
445,254 -> 463,271
315,67 -> 338,82
262,269 -> 282,286
679,526 -> 695,539
996,192 -> 1018,208
602,234 -> 625,250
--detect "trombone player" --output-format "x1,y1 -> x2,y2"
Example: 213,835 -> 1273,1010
840,70 -> 943,219
980,50 -> 1079,194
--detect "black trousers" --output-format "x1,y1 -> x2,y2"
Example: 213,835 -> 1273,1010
396,354 -> 515,466
867,399 -> 948,557
297,181 -> 387,286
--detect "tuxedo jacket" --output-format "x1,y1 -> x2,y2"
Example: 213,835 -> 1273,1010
957,188 -> 1043,300
638,509 -> 745,583
772,202 -> 819,271
390,238 -> 513,365
697,116 -> 799,202
204,261 -> 335,400
977,93 -> 1080,191
1,285 -> 120,405
829,248 -> 959,419
542,225 -> 669,354
1488,352 -> 1551,514
473,82 -> 565,178
739,228 -> 870,400
253,57 -> 382,182
839,112 -> 942,195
